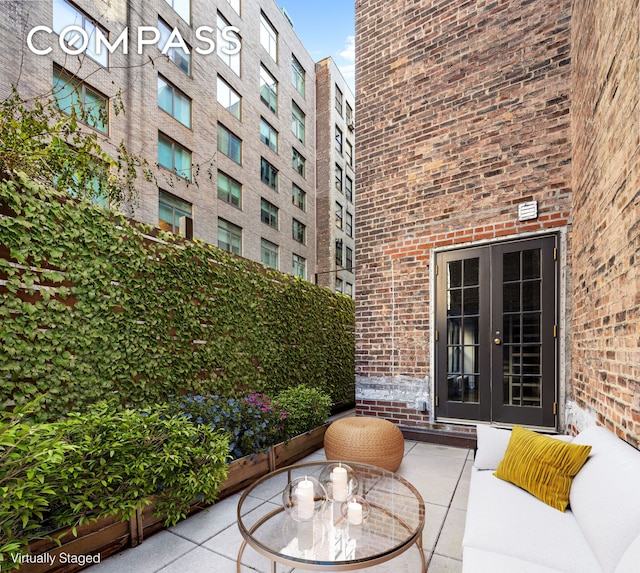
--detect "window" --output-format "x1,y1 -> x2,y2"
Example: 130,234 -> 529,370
335,277 -> 343,293
260,13 -> 277,61
292,184 -> 306,211
53,0 -> 108,67
261,239 -> 278,269
292,219 -> 306,245
217,14 -> 240,75
335,202 -> 343,229
291,102 -> 305,143
335,85 -> 343,115
158,76 -> 191,128
53,67 -> 108,133
345,282 -> 353,298
218,218 -> 242,255
164,0 -> 190,24
261,158 -> 278,190
292,56 -> 305,97
346,140 -> 353,166
260,119 -> 278,152
335,239 -> 343,266
218,124 -> 242,164
159,190 -> 192,236
292,254 -> 306,280
217,171 -> 241,208
261,198 -> 278,228
335,126 -> 343,154
346,103 -> 354,127
345,176 -> 353,202
346,211 -> 353,237
292,149 -> 306,178
346,246 -> 353,271
260,66 -> 277,114
159,19 -> 191,75
335,164 -> 343,193
226,0 -> 240,14
158,133 -> 192,180
217,76 -> 241,119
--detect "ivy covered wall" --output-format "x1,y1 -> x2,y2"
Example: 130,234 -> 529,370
0,176 -> 355,420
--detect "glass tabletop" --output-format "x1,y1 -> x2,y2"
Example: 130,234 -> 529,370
237,461 -> 425,571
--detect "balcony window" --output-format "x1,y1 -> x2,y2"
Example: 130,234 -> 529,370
158,133 -> 192,180
260,119 -> 278,152
217,76 -> 241,119
260,13 -> 277,61
261,158 -> 278,191
158,76 -> 191,128
292,56 -> 305,98
261,239 -> 278,269
218,218 -> 242,255
158,19 -> 190,75
218,124 -> 242,164
53,67 -> 108,133
53,0 -> 108,67
261,198 -> 278,228
218,171 -> 242,208
159,190 -> 192,236
260,66 -> 277,114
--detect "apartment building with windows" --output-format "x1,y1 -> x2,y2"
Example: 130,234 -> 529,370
2,0 -> 323,283
315,57 -> 356,297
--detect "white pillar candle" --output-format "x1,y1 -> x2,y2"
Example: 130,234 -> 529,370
332,466 -> 348,502
348,501 -> 363,525
296,478 -> 315,520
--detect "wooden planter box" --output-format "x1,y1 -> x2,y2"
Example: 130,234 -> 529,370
19,426 -> 328,572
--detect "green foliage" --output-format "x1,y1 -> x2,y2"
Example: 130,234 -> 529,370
0,175 -> 355,420
169,393 -> 287,460
55,403 -> 229,527
0,87 -> 151,209
275,385 -> 333,439
0,399 -> 73,570
0,402 -> 229,570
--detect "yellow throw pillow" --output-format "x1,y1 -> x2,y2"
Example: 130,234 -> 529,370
494,426 -> 592,511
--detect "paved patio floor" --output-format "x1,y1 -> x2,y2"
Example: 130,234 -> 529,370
87,440 -> 472,572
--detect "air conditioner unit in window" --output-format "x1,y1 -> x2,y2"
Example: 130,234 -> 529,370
179,216 -> 193,240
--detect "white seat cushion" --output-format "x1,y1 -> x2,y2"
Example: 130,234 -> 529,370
571,426 -> 640,573
463,546 -> 566,573
463,469 -> 602,573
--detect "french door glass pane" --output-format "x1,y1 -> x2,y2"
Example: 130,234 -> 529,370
502,248 -> 543,407
446,258 -> 480,404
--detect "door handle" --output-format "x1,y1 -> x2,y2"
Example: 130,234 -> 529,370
494,338 -> 502,345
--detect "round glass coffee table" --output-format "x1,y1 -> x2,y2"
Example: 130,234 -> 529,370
237,461 -> 425,572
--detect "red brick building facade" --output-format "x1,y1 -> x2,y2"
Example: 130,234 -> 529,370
355,0 -> 639,446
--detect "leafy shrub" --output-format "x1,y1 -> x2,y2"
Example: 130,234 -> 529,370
169,394 -> 286,460
0,400 -> 73,570
275,385 -> 332,440
55,403 -> 230,527
0,402 -> 229,570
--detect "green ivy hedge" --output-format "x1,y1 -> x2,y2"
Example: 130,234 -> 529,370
0,400 -> 230,570
0,175 -> 355,420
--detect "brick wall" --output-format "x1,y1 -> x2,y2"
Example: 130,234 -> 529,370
355,0 -> 573,427
570,0 -> 640,446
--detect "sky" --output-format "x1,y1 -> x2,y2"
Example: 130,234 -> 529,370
276,1 -> 355,93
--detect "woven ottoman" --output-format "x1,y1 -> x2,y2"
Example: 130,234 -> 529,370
324,417 -> 405,472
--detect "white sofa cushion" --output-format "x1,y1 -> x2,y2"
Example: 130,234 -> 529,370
473,424 -> 573,471
464,468 -> 602,573
615,534 -> 640,573
463,546 -> 565,573
474,425 -> 513,469
570,426 -> 640,573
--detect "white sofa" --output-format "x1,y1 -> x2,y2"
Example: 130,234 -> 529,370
462,425 -> 640,573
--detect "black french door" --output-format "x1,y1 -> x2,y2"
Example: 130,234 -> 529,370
435,236 -> 558,428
